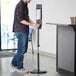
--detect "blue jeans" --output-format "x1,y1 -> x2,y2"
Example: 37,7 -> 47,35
12,32 -> 28,69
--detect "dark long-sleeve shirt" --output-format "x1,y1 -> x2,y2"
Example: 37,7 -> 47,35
13,0 -> 29,33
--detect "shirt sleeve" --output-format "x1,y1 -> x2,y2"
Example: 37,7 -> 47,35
15,6 -> 24,22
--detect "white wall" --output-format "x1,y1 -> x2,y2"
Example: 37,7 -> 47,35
29,0 -> 76,54
44,0 -> 76,24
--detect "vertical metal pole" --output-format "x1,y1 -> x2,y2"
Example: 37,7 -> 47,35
37,29 -> 40,72
30,4 -> 47,74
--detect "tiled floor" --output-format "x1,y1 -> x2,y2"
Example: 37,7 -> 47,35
0,52 -> 64,76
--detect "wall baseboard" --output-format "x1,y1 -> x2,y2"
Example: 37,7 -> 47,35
28,49 -> 56,58
40,51 -> 56,58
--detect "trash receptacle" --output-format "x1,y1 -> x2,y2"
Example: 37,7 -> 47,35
70,17 -> 76,24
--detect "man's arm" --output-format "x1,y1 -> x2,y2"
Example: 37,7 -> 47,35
20,19 -> 40,28
20,20 -> 31,26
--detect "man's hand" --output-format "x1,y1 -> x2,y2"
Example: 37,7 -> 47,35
21,20 -> 40,28
32,23 -> 40,28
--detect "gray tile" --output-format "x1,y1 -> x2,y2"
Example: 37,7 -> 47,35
0,52 -> 63,76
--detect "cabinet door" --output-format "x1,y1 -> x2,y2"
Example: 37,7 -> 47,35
57,26 -> 74,72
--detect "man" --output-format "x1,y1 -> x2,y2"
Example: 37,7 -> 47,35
11,0 -> 40,72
